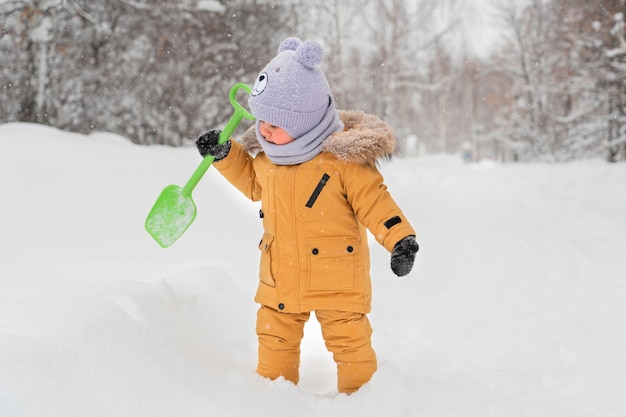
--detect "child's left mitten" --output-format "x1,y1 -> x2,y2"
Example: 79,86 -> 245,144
390,235 -> 419,277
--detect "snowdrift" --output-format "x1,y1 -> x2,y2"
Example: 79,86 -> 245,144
1,123 -> 625,417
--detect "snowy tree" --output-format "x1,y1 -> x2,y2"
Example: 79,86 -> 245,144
577,0 -> 626,162
0,0 -> 294,145
484,0 -> 626,162
543,0 -> 626,162
294,0 -> 463,154
0,0 -> 68,123
488,0 -> 563,160
2,0 -> 625,160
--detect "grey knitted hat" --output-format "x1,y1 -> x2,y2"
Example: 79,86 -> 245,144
248,37 -> 344,164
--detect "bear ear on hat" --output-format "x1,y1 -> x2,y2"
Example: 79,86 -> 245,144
279,37 -> 301,53
296,41 -> 324,69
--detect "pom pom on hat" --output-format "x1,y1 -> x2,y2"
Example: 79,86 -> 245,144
275,36 -> 324,73
293,40 -> 324,69
249,37 -> 335,139
278,37 -> 301,53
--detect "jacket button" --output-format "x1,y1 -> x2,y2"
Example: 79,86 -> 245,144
259,209 -> 264,218
278,303 -> 285,310
312,248 -> 319,255
347,246 -> 354,253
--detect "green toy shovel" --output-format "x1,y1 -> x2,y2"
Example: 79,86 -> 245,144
145,83 -> 255,248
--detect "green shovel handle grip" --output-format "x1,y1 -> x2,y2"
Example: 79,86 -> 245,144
182,83 -> 256,197
219,83 -> 255,144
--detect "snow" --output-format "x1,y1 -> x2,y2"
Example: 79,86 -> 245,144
1,122 -> 626,416
195,0 -> 225,13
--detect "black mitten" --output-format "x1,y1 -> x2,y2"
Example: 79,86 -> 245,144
390,235 -> 419,277
195,129 -> 231,161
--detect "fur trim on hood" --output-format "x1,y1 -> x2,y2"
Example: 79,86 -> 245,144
240,110 -> 398,165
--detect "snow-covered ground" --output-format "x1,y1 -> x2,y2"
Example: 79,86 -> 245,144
1,122 -> 625,417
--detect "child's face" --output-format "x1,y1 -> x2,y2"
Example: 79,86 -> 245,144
259,121 -> 295,145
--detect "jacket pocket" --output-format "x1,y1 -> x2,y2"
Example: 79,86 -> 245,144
258,232 -> 276,287
307,236 -> 358,291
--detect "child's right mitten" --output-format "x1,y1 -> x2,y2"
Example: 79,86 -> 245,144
195,129 -> 231,161
390,235 -> 419,277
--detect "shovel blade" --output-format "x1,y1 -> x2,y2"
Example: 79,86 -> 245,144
145,185 -> 196,248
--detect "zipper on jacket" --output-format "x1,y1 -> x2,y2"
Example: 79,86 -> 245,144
305,173 -> 331,208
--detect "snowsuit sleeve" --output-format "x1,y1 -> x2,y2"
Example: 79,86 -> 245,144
344,162 -> 415,252
213,140 -> 261,202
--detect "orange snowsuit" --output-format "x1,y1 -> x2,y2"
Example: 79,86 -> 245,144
214,110 -> 416,393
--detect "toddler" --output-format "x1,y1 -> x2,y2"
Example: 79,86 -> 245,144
196,37 -> 419,394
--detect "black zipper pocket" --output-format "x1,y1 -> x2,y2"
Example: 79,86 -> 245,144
305,173 -> 331,208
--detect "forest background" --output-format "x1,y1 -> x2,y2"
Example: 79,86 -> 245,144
2,0 -> 626,162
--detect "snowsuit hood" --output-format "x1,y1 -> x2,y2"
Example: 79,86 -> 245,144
240,110 -> 398,165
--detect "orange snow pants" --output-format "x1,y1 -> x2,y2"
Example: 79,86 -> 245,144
256,305 -> 378,394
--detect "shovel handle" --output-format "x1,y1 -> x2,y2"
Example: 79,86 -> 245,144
220,83 -> 255,144
182,83 -> 255,197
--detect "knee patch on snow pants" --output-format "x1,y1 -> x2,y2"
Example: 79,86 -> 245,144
256,306 -> 377,394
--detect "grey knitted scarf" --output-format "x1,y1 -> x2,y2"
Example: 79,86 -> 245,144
254,97 -> 344,165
